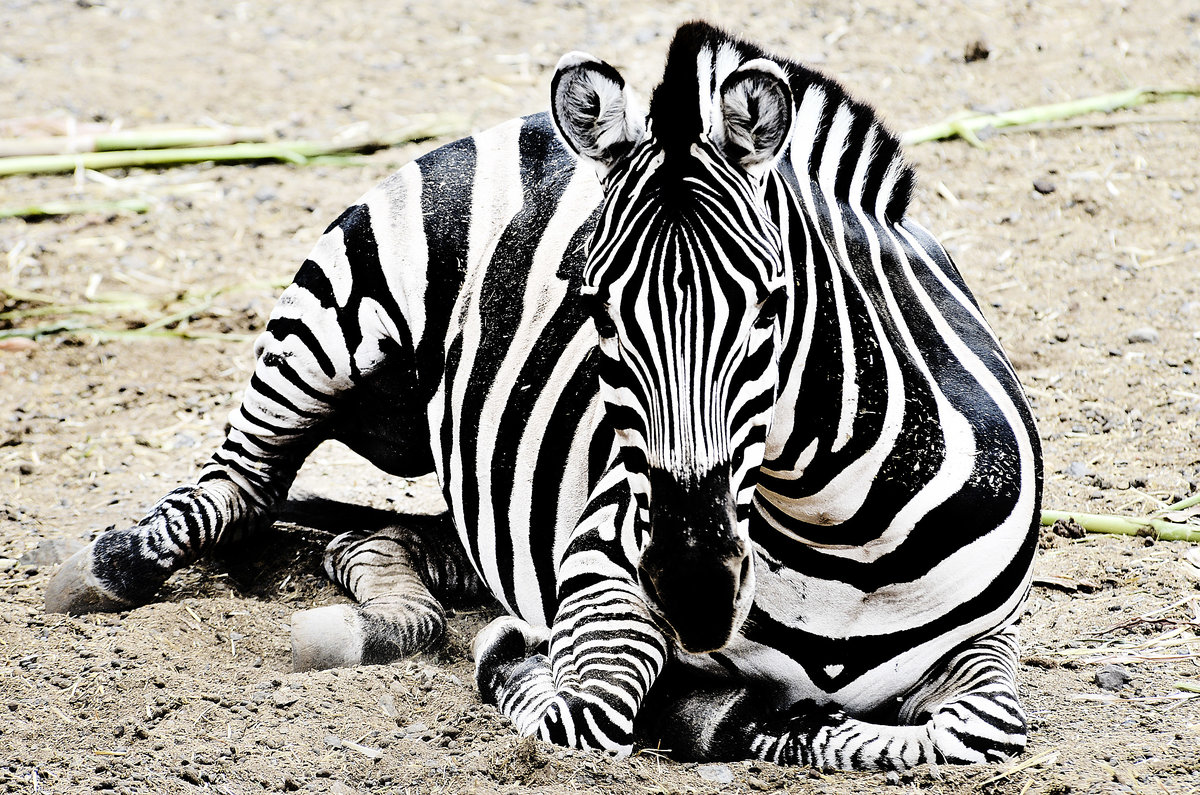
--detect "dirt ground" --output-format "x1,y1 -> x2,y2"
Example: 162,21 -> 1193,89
2,0 -> 1199,792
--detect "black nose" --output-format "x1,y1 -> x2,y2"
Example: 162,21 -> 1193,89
639,539 -> 750,653
638,467 -> 751,653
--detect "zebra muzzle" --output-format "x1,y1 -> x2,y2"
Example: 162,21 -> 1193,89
639,468 -> 753,654
638,539 -> 751,654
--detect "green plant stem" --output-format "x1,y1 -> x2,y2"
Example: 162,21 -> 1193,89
0,114 -> 466,177
0,197 -> 150,219
1041,509 -> 1200,542
0,279 -> 288,343
901,86 -> 1200,147
1164,493 -> 1200,512
0,325 -> 255,342
0,300 -> 151,322
0,126 -> 270,158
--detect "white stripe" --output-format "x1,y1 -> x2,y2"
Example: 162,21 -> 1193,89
485,164 -> 600,624
305,226 -> 352,307
446,117 -> 526,614
815,104 -> 859,453
365,165 -> 429,349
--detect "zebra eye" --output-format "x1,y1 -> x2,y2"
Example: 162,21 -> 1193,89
583,292 -> 618,338
753,288 -> 786,328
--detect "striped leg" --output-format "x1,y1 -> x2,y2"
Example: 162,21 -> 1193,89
46,205 -> 421,615
472,479 -> 670,754
44,480 -> 260,613
641,626 -> 1025,771
46,313 -> 337,613
472,585 -> 668,754
897,624 -> 1027,765
292,515 -> 484,671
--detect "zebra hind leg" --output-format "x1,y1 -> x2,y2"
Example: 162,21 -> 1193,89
638,627 -> 1026,771
45,479 -> 263,614
292,513 -> 485,671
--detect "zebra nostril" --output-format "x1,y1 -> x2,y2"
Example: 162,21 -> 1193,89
736,554 -> 751,595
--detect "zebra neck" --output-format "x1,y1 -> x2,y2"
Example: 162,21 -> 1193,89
752,149 -> 937,542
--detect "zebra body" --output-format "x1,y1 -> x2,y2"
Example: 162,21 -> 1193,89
46,22 -> 1041,770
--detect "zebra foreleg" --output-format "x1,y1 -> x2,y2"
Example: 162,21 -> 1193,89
473,579 -> 670,754
292,517 -> 485,671
46,211 -> 421,617
640,627 -> 1026,771
897,624 -> 1028,766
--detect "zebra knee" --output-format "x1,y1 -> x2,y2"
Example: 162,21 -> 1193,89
321,526 -> 430,601
291,592 -> 447,671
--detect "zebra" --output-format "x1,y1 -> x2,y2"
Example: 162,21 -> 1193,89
46,21 -> 1042,771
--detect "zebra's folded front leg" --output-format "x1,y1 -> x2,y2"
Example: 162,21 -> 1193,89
643,627 -> 1026,771
472,580 -> 669,754
45,479 -> 262,615
898,624 -> 1028,766
292,519 -> 483,671
645,687 -> 937,770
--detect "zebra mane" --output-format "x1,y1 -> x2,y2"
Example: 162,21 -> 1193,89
650,21 -> 915,223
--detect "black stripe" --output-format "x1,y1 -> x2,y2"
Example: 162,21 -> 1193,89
459,115 -> 577,611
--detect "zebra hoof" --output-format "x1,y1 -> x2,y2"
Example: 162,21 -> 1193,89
44,544 -> 134,615
470,615 -> 550,664
471,616 -> 551,701
291,604 -> 364,672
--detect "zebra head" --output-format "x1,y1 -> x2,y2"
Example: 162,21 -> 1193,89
551,30 -> 795,654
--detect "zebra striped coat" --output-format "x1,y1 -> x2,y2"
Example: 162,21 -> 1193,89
46,22 -> 1041,771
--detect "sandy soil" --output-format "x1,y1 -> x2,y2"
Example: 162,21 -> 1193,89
2,0 -> 1199,792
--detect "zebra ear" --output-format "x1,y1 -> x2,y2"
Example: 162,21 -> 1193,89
716,59 -> 794,179
551,52 -> 645,176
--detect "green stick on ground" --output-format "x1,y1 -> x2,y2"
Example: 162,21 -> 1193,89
0,126 -> 270,158
1041,506 -> 1200,543
0,114 -> 467,177
901,86 -> 1200,147
0,197 -> 151,219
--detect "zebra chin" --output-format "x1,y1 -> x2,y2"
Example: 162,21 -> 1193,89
637,466 -> 756,655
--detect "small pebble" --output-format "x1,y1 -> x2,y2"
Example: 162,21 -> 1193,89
1094,664 -> 1131,691
1126,327 -> 1159,344
964,39 -> 990,62
273,692 -> 300,708
18,538 -> 85,567
1065,462 -> 1092,479
378,693 -> 398,719
400,721 -> 428,738
1033,179 -> 1056,195
698,764 -> 734,784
